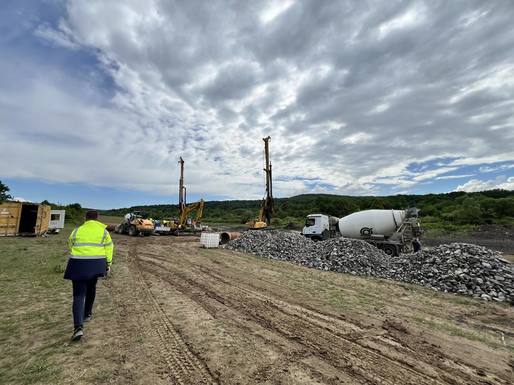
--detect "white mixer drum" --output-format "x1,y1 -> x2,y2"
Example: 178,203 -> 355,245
338,210 -> 406,239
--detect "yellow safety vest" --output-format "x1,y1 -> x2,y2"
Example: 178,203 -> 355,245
68,220 -> 114,265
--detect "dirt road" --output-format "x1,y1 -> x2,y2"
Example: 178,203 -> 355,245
99,235 -> 514,385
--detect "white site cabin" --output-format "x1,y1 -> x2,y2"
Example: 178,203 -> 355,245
48,210 -> 66,233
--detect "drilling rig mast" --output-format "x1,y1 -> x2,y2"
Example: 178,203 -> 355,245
247,136 -> 274,229
174,157 -> 204,232
262,136 -> 273,225
178,157 -> 186,217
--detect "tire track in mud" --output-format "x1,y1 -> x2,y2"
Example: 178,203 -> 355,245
138,258 -> 361,384
189,263 -> 488,384
189,259 -> 511,385
131,239 -> 511,385
138,249 -> 512,385
138,253 -> 450,385
128,242 -> 218,385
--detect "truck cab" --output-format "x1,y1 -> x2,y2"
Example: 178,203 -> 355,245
302,214 -> 339,241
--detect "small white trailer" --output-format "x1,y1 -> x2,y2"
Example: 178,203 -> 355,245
48,210 -> 66,233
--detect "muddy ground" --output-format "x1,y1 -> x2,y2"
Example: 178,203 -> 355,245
82,234 -> 514,385
423,225 -> 514,255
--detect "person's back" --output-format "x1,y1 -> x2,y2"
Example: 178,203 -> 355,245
64,210 -> 114,341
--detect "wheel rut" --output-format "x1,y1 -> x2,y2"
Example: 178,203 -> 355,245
129,242 -> 218,385
138,252 -> 477,385
122,237 -> 512,385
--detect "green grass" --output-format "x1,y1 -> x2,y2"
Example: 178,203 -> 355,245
410,314 -> 514,353
93,369 -> 113,383
0,232 -> 71,384
98,215 -> 123,224
0,227 -> 152,385
19,359 -> 61,385
0,228 -> 120,385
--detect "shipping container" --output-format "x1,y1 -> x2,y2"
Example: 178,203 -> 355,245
0,202 -> 51,236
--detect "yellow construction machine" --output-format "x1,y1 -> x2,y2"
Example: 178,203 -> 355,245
247,136 -> 274,230
115,211 -> 155,236
157,157 -> 205,235
246,205 -> 268,229
164,199 -> 205,232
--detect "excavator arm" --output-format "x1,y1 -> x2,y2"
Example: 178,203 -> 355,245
179,199 -> 205,228
195,199 -> 205,222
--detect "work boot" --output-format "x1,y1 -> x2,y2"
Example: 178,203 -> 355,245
84,314 -> 92,322
71,327 -> 84,341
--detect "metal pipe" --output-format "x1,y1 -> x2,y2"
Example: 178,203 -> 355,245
220,232 -> 240,245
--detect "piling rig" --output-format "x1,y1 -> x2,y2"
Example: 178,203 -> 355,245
247,136 -> 274,229
155,157 -> 204,234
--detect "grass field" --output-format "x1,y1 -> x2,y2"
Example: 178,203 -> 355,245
98,215 -> 123,225
0,229 -> 118,385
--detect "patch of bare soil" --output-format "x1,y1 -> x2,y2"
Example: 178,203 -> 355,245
424,225 -> 514,254
101,234 -> 513,385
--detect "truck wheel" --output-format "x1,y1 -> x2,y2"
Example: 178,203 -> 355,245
382,244 -> 398,256
128,225 -> 138,236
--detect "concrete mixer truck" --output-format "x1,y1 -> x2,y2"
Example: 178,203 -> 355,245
302,208 -> 422,256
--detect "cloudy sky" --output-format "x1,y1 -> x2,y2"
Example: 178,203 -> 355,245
1,0 -> 513,208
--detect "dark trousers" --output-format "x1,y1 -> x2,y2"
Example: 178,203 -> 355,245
72,278 -> 97,328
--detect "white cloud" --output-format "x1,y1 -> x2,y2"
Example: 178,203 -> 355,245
450,154 -> 514,167
341,132 -> 372,145
478,164 -> 514,173
435,174 -> 475,180
456,176 -> 514,192
34,22 -> 79,50
260,0 -> 295,24
2,0 -> 514,202
412,167 -> 459,182
378,5 -> 427,39
12,197 -> 29,202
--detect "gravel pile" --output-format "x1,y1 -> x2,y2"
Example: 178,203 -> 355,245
226,230 -> 317,262
388,243 -> 514,303
311,237 -> 390,275
226,231 -> 514,303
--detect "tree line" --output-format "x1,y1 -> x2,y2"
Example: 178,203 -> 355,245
0,180 -> 86,225
101,190 -> 514,230
2,180 -> 513,230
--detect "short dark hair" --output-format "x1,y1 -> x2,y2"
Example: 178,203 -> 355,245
85,210 -> 99,220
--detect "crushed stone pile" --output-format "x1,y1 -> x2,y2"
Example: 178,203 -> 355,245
387,243 -> 514,303
226,230 -> 318,262
226,231 -> 514,303
311,237 -> 390,276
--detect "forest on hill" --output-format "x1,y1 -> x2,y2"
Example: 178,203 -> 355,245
100,190 -> 514,231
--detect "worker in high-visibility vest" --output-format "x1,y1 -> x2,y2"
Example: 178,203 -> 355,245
64,210 -> 114,341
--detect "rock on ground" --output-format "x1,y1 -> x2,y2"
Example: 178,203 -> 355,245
226,231 -> 514,304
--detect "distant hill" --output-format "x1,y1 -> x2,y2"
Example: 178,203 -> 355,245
100,190 -> 514,230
